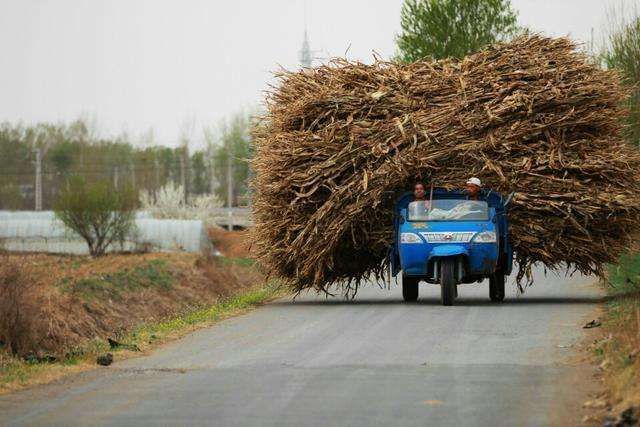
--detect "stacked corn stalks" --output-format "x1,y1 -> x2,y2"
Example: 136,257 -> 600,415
251,36 -> 640,295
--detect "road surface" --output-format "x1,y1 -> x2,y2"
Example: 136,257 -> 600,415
1,266 -> 603,426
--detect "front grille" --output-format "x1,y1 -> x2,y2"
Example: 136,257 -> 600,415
420,232 -> 474,243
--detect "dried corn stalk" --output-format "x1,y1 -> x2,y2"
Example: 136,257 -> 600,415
251,36 -> 640,295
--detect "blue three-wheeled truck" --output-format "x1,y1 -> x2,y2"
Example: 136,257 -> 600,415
389,189 -> 514,305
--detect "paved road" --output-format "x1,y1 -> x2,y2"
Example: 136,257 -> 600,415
1,266 -> 603,427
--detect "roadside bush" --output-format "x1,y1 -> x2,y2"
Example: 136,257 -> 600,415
54,176 -> 136,257
0,257 -> 35,355
608,252 -> 640,294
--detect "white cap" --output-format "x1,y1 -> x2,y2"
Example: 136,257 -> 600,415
466,177 -> 482,187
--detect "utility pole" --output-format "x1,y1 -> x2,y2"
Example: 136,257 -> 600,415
226,155 -> 233,231
180,148 -> 188,205
208,155 -> 218,195
154,157 -> 160,203
113,166 -> 119,189
130,161 -> 136,191
34,148 -> 42,211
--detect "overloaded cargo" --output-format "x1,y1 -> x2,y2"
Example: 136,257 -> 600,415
251,35 -> 640,295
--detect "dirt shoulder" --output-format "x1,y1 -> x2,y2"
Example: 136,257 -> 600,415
583,255 -> 640,425
0,230 -> 278,394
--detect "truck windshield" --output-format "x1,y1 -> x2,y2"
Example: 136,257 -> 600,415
408,199 -> 489,221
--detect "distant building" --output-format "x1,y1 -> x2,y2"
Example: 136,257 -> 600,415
299,30 -> 312,68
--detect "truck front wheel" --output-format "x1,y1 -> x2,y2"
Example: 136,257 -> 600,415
402,275 -> 419,302
440,258 -> 456,306
489,274 -> 505,302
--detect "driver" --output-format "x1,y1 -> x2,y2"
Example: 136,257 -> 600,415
465,177 -> 483,201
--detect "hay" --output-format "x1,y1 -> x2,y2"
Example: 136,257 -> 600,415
251,35 -> 640,295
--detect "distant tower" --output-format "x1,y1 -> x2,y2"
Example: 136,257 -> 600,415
299,30 -> 312,68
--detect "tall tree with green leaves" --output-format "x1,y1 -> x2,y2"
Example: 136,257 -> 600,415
601,12 -> 640,146
396,0 -> 520,62
207,111 -> 253,206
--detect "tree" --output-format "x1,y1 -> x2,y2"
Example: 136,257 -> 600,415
49,140 -> 78,174
207,111 -> 253,206
190,151 -> 208,195
54,176 -> 136,256
396,0 -> 520,63
601,10 -> 640,145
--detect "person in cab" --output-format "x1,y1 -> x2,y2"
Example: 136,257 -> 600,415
465,177 -> 483,201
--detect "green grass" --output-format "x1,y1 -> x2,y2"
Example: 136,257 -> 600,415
58,259 -> 175,301
607,252 -> 640,295
126,282 -> 280,344
220,257 -> 256,268
0,355 -> 39,385
0,281 -> 281,392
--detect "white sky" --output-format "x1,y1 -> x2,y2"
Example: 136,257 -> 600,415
0,0 -> 637,146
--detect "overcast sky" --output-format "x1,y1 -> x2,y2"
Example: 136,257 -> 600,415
0,0 -> 637,146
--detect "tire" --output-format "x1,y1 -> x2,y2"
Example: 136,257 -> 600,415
402,275 -> 419,302
489,273 -> 505,302
440,258 -> 456,306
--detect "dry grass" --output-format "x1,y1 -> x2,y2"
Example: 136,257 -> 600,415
208,228 -> 253,258
0,252 -> 262,358
251,35 -> 640,295
586,257 -> 640,422
0,281 -> 280,395
0,245 -> 273,393
0,257 -> 37,355
591,293 -> 640,421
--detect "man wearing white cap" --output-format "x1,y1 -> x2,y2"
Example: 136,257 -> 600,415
465,177 -> 482,201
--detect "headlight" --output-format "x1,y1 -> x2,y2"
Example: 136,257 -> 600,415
472,231 -> 497,243
401,232 -> 422,244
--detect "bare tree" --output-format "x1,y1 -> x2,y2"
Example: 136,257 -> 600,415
178,115 -> 197,204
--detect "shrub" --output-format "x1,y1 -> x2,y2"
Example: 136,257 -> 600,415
54,176 -> 136,257
608,252 -> 640,294
600,12 -> 640,145
0,257 -> 35,355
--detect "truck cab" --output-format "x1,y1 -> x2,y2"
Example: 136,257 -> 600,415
389,189 -> 513,305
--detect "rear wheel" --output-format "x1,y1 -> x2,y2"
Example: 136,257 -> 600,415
489,274 -> 505,302
440,258 -> 456,306
402,275 -> 419,302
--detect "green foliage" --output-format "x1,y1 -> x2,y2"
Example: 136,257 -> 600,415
601,14 -> 640,145
396,0 -> 520,62
190,151 -> 209,195
0,113 -> 256,210
49,140 -> 79,174
0,184 -> 24,210
59,260 -> 174,301
206,111 -> 253,206
608,252 -> 640,294
53,176 -> 136,256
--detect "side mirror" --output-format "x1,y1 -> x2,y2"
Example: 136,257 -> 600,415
504,192 -> 516,208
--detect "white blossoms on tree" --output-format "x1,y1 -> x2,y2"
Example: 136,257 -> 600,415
140,182 -> 223,226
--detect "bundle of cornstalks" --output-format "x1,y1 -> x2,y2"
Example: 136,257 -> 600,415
251,35 -> 640,295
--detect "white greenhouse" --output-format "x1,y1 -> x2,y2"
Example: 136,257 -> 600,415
0,211 -> 212,255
